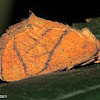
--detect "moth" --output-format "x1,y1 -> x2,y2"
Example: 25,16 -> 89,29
0,12 -> 100,82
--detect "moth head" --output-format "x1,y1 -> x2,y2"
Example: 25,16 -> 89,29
28,11 -> 46,27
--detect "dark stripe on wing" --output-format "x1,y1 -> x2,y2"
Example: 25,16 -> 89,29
42,28 -> 52,36
13,37 -> 29,76
36,29 -> 69,75
28,36 -> 48,52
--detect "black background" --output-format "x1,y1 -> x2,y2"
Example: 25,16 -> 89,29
10,1 -> 100,26
0,0 -> 100,83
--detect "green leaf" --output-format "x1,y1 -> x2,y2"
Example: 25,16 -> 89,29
0,17 -> 100,100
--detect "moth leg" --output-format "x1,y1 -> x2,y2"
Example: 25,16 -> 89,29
81,58 -> 95,66
95,51 -> 100,63
67,66 -> 74,70
94,60 -> 100,63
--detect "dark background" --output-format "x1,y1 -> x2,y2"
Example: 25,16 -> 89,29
12,1 -> 100,23
6,1 -> 100,31
12,1 -> 100,24
0,0 -> 100,83
1,1 -> 100,33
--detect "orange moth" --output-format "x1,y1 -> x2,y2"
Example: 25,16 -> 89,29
0,12 -> 100,82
